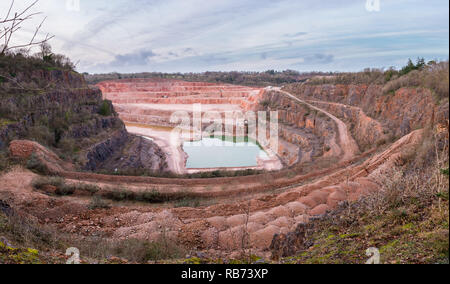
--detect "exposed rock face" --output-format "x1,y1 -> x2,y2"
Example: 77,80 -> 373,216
84,130 -> 167,172
84,129 -> 129,171
283,84 -> 445,139
30,69 -> 87,88
308,101 -> 386,151
260,91 -> 338,164
97,79 -> 265,127
0,70 -> 168,174
68,116 -> 121,139
0,87 -> 107,148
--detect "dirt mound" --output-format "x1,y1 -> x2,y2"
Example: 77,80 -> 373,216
9,140 -> 74,173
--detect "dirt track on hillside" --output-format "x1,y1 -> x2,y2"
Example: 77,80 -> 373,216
274,88 -> 360,161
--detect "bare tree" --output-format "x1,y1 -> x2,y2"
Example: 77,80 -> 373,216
0,0 -> 54,55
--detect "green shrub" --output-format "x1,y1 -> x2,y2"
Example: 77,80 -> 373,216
32,177 -> 101,197
260,100 -> 271,108
54,185 -> 75,196
142,240 -> 185,262
174,197 -> 201,208
26,153 -> 50,175
88,196 -> 111,210
399,58 -> 426,76
137,190 -> 164,203
384,68 -> 397,82
104,188 -> 135,201
0,118 -> 15,128
98,100 -> 112,116
77,183 -> 100,195
109,238 -> 186,262
103,188 -> 173,203
31,176 -> 65,190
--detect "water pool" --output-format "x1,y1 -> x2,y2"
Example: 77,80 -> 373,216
183,137 -> 269,169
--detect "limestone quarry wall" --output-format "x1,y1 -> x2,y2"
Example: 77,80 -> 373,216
99,80 -> 293,166
283,84 -> 446,139
97,79 -> 343,169
0,87 -> 106,149
0,72 -> 168,173
97,79 -> 265,129
308,102 -> 386,151
97,79 -> 264,111
260,91 -> 339,164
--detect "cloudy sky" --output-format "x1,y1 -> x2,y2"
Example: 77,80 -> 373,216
2,0 -> 448,73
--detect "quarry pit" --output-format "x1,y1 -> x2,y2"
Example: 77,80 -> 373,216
97,79 -> 284,174
2,76 -> 446,260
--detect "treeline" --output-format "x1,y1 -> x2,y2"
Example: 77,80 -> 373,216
307,58 -> 444,85
84,58 -> 448,102
382,60 -> 449,101
305,59 -> 449,102
84,70 -> 331,87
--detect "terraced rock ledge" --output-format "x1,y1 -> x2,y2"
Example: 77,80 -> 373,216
2,75 -> 447,262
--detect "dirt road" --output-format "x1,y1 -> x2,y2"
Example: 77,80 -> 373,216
269,87 -> 359,161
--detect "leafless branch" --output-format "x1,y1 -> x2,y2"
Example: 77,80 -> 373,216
0,0 -> 53,55
4,0 -> 15,21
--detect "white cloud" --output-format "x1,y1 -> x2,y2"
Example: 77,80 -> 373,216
1,0 -> 448,73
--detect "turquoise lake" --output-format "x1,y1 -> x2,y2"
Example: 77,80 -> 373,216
183,137 -> 268,169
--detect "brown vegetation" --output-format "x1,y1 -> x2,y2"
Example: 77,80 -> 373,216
306,60 -> 449,104
273,130 -> 449,264
84,70 -> 332,87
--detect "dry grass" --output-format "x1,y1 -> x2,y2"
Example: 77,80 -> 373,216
306,69 -> 386,85
0,209 -> 186,263
382,61 -> 449,102
277,129 -> 449,264
31,176 -> 100,196
87,196 -> 111,210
